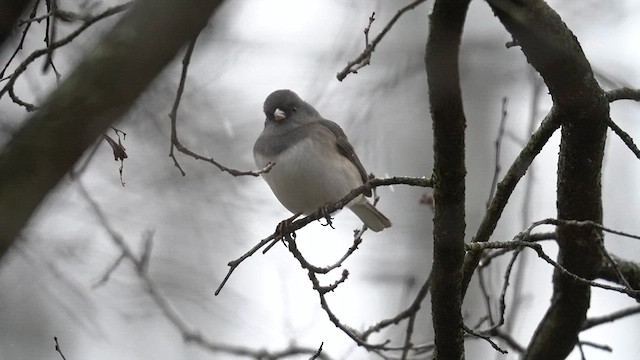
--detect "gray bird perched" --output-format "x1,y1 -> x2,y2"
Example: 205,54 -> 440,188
253,89 -> 391,232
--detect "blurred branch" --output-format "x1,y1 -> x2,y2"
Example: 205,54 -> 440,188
77,181 -> 331,360
0,2 -> 134,111
336,0 -> 428,81
506,72 -> 544,333
0,0 -> 40,78
0,0 -> 222,261
0,0 -> 32,46
168,36 -> 271,177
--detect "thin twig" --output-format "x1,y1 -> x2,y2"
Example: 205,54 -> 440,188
477,267 -> 495,327
578,340 -> 612,353
286,236 -> 388,350
0,0 -> 41,79
582,305 -> 640,330
462,324 -> 508,354
18,9 -> 91,25
362,272 -> 431,340
54,337 -> 67,360
0,2 -> 133,109
92,252 -> 125,288
400,307 -> 418,360
467,239 -> 640,300
479,231 -> 556,266
168,35 -> 272,177
168,35 -> 198,176
487,97 -> 509,205
491,329 -> 525,354
507,73 -> 543,332
606,118 -> 640,160
336,0 -> 428,81
43,0 -> 62,80
308,342 -> 324,360
596,234 -> 632,290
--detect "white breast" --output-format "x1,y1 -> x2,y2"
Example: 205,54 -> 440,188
255,137 -> 364,214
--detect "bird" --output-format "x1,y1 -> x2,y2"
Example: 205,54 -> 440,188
253,89 -> 391,232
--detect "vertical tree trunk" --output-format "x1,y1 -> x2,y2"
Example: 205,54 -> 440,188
425,0 -> 471,358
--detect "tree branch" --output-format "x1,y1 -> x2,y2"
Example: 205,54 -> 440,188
78,181 -> 331,360
0,0 -> 223,261
582,306 -> 640,331
606,87 -> 640,102
0,2 -> 134,110
215,176 -> 432,295
598,254 -> 640,290
336,0 -> 428,81
0,0 -> 32,46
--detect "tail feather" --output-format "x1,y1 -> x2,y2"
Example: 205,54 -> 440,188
349,202 -> 391,232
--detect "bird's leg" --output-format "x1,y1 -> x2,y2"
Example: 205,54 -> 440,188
263,212 -> 302,254
317,204 -> 335,229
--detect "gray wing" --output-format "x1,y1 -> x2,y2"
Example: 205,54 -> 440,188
318,119 -> 372,196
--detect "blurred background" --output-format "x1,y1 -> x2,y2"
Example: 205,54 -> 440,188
0,0 -> 639,359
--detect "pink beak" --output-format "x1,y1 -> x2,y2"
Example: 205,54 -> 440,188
274,108 -> 286,121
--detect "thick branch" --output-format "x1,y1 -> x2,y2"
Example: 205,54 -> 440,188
425,0 -> 471,358
0,0 -> 223,261
485,0 -> 609,358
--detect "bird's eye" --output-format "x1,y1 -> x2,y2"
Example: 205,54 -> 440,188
291,106 -> 298,112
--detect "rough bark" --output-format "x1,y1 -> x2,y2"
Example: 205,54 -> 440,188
485,0 -> 608,358
425,0 -> 471,358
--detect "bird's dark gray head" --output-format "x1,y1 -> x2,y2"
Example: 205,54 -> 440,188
263,89 -> 319,124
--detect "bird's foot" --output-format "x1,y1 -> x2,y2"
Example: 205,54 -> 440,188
263,212 -> 301,254
317,204 -> 335,229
